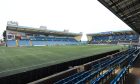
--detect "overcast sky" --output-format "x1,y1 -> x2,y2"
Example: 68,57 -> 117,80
0,0 -> 131,40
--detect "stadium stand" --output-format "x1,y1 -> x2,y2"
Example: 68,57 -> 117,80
87,30 -> 139,44
45,37 -> 79,46
1,0 -> 140,83
110,67 -> 128,84
54,47 -> 139,84
111,48 -> 140,84
6,21 -> 82,47
90,67 -> 115,84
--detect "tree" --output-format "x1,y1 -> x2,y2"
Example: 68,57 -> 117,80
3,30 -> 6,41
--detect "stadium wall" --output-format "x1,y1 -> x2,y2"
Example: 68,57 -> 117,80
5,30 -> 82,47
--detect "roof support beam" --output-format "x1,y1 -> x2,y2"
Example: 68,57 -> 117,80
116,0 -> 140,14
121,6 -> 140,19
109,0 -> 123,7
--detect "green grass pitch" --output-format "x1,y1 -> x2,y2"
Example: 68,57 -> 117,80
0,45 -> 125,77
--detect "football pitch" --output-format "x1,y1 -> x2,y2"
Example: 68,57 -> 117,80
0,45 -> 125,77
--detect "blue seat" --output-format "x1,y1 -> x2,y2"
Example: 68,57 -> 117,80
90,68 -> 114,84
111,67 -> 127,84
54,71 -> 84,84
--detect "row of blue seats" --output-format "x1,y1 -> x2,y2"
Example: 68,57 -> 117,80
92,49 -> 137,84
74,51 -> 130,84
118,49 -> 138,66
129,50 -> 140,66
30,37 -> 77,42
54,52 -> 122,84
55,49 -> 134,84
92,48 -> 135,70
46,41 -> 79,46
93,35 -> 139,41
55,57 -> 115,84
87,49 -> 136,84
93,38 -> 138,41
111,49 -> 139,84
90,67 -> 115,84
91,49 -> 133,70
92,40 -> 139,44
6,40 -> 80,46
111,67 -> 127,84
